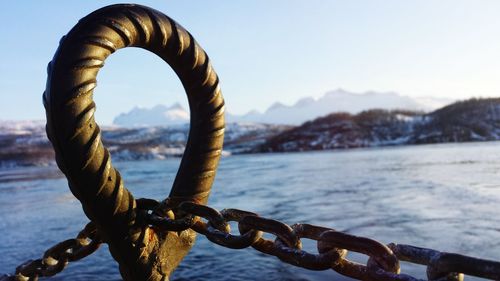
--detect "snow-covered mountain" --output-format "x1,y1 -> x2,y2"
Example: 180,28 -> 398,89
112,90 -> 453,127
227,89 -> 453,125
113,103 -> 189,127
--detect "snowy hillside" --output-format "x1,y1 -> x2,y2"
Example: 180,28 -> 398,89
256,98 -> 500,152
0,120 -> 52,167
0,121 -> 290,167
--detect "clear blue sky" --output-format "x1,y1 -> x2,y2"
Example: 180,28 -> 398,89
1,1 -> 499,124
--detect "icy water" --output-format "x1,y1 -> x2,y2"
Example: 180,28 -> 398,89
2,142 -> 500,280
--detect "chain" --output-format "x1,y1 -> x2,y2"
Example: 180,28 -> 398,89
138,199 -> 500,281
5,200 -> 500,281
1,222 -> 102,281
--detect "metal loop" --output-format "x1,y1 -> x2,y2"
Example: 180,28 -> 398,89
319,230 -> 400,280
44,8 -> 225,281
272,223 -> 347,270
198,208 -> 262,249
179,202 -> 230,234
40,240 -> 73,277
385,243 -> 458,281
42,239 -> 75,262
15,259 -> 43,281
76,222 -> 99,240
426,254 -> 468,281
135,198 -> 161,211
146,213 -> 197,232
329,258 -> 368,281
136,198 -> 196,232
366,257 -> 425,281
239,215 -> 302,261
68,239 -> 101,262
388,243 -> 500,281
44,5 -> 225,279
69,223 -> 102,261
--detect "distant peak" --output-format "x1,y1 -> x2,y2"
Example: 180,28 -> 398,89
295,97 -> 315,107
363,90 -> 399,97
168,103 -> 184,110
324,88 -> 351,97
323,89 -> 402,99
268,102 -> 287,111
113,103 -> 189,127
152,104 -> 168,111
245,109 -> 261,115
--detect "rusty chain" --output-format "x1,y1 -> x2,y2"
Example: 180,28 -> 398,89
2,222 -> 102,281
4,199 -> 500,281
138,199 -> 500,281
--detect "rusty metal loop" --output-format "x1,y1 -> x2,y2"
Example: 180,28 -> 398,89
319,230 -> 400,279
15,259 -> 43,281
135,198 -> 161,211
389,243 -> 500,281
179,201 -> 229,234
239,216 -> 302,261
273,223 -> 347,270
196,208 -> 262,249
145,212 -> 196,232
67,239 -> 101,262
77,222 -> 99,239
136,198 -> 196,232
70,223 -> 102,261
426,254 -> 475,281
40,240 -> 73,276
366,258 -> 425,281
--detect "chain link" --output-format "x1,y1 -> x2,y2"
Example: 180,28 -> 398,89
6,199 -> 500,281
3,222 -> 102,281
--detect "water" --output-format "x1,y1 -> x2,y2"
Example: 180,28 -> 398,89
2,142 -> 500,280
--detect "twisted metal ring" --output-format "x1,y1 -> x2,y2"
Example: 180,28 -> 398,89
44,2 -> 224,240
43,4 -> 224,280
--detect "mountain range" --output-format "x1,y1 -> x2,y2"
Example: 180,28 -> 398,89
113,89 -> 453,126
2,95 -> 497,168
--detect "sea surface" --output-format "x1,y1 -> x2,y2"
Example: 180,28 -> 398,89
2,142 -> 500,280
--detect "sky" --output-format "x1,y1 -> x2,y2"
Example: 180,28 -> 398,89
1,1 -> 499,125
